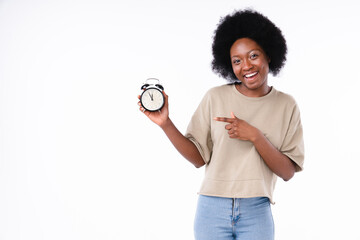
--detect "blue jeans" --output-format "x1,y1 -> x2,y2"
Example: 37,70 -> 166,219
194,195 -> 274,240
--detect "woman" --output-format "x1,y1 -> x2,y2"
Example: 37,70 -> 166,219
138,9 -> 304,240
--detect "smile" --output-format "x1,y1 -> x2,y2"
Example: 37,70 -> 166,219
244,72 -> 258,79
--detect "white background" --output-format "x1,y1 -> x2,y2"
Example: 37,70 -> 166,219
1,0 -> 360,239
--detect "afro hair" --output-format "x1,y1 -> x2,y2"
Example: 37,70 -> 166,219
212,9 -> 287,81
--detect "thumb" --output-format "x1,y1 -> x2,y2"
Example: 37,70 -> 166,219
230,111 -> 237,119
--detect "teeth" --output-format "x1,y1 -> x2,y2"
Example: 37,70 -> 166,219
245,72 -> 257,78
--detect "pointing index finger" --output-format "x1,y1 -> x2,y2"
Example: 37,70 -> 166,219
214,117 -> 235,123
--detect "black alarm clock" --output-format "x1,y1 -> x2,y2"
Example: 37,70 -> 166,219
140,78 -> 165,112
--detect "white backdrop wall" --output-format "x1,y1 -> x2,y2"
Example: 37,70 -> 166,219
1,0 -> 360,239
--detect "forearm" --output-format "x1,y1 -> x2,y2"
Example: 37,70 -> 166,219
160,118 -> 205,168
252,131 -> 295,181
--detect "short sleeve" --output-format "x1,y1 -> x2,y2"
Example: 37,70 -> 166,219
280,103 -> 305,172
185,92 -> 213,164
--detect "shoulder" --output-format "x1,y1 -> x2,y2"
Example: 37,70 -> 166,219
205,84 -> 234,98
273,88 -> 298,106
272,88 -> 302,118
194,84 -> 233,109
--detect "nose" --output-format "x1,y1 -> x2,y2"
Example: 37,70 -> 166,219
242,59 -> 253,71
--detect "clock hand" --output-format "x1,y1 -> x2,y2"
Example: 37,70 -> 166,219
148,92 -> 153,101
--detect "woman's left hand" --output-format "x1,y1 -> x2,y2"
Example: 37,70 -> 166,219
215,112 -> 296,181
214,112 -> 260,142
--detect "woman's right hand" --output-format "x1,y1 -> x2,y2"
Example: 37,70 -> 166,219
138,91 -> 170,128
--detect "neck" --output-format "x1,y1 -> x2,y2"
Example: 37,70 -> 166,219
236,83 -> 271,97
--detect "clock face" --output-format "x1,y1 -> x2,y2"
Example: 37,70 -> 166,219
140,88 -> 165,111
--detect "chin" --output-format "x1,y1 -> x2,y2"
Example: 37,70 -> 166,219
241,80 -> 262,89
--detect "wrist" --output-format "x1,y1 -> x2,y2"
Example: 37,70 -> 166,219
250,128 -> 263,143
160,117 -> 172,130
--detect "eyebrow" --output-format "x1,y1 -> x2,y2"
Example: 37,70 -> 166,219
230,49 -> 262,58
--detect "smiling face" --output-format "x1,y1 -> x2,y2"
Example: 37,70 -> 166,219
230,38 -> 271,97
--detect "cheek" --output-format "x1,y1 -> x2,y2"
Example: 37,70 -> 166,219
232,65 -> 241,76
264,64 -> 270,74
259,61 -> 269,75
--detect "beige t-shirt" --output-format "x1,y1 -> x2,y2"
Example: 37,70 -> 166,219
185,84 -> 304,204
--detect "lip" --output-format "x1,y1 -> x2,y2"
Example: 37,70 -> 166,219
243,71 -> 258,77
243,71 -> 259,80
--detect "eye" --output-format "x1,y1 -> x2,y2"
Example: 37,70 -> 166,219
232,59 -> 241,65
250,53 -> 259,59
